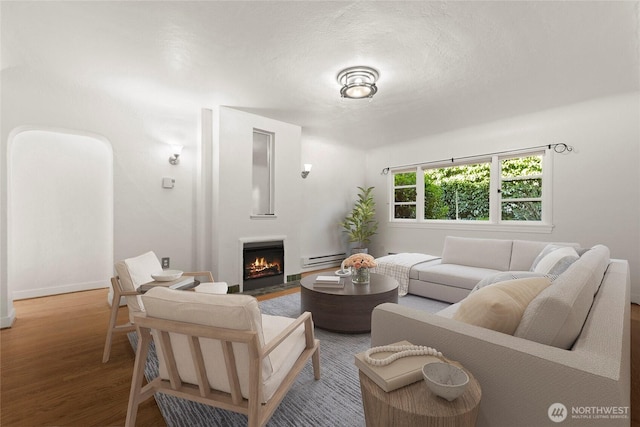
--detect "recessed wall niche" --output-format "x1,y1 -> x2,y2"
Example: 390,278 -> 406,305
252,129 -> 275,216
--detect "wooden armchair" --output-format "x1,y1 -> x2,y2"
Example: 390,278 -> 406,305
126,287 -> 320,427
102,251 -> 218,363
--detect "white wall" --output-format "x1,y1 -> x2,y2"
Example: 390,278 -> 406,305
300,133 -> 367,263
0,67 -> 201,325
0,69 -> 199,272
213,107 -> 303,289
366,93 -> 640,303
9,129 -> 113,299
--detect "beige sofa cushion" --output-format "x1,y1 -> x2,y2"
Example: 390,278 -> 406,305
441,236 -> 513,271
509,240 -> 550,271
415,263 -> 501,290
453,277 -> 552,335
515,245 -> 610,349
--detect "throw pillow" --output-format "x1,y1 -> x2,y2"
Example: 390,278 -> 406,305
472,271 -> 558,293
530,244 -> 579,275
453,277 -> 552,335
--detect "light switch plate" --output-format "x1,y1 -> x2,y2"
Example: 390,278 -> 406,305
162,177 -> 175,189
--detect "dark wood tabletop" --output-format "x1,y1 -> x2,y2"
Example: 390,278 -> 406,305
300,272 -> 399,333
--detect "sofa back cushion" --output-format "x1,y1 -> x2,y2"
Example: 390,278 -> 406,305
441,236 -> 513,271
510,240 -> 580,271
509,240 -> 552,271
514,245 -> 610,349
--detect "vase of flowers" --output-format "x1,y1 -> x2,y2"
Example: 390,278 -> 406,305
342,253 -> 377,284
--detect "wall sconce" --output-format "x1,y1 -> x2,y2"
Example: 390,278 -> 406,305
301,164 -> 312,179
169,144 -> 183,165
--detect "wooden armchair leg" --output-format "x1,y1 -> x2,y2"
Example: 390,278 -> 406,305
125,328 -> 152,427
102,290 -> 122,363
312,345 -> 321,380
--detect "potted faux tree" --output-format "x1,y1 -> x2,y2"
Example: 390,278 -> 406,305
340,186 -> 378,254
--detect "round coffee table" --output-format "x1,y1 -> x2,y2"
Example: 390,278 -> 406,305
300,272 -> 398,333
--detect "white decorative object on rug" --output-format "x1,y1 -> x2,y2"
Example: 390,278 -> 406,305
422,362 -> 469,401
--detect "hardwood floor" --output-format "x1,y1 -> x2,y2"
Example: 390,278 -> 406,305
2,289 -> 639,426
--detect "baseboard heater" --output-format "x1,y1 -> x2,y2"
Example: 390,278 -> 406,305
301,253 -> 346,268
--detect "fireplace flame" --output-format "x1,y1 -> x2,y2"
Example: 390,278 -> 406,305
247,257 -> 281,278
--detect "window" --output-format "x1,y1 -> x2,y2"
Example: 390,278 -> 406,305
424,161 -> 491,221
251,129 -> 275,216
500,155 -> 543,221
389,150 -> 550,229
393,171 -> 417,219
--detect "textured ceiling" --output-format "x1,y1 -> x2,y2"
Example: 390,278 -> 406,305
2,1 -> 639,148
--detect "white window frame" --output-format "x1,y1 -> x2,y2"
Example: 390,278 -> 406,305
390,169 -> 418,221
388,149 -> 553,233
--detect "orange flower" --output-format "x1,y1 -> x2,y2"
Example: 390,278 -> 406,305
343,253 -> 377,268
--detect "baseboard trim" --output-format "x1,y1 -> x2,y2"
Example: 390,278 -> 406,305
12,280 -> 109,301
1,307 -> 16,329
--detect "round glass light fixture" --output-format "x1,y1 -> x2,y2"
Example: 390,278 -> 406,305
337,66 -> 379,99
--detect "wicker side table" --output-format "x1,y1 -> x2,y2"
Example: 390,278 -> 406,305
359,362 -> 481,427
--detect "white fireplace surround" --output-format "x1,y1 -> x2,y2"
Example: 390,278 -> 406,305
239,235 -> 287,292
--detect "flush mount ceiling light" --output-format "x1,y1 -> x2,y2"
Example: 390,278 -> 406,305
337,66 -> 379,99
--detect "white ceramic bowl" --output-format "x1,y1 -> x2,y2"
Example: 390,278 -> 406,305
335,269 -> 352,277
422,362 -> 469,401
151,269 -> 183,282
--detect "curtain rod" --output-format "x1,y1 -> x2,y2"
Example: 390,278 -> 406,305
380,142 -> 573,175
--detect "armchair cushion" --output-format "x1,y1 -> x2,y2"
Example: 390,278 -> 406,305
115,251 -> 162,314
142,287 -> 308,402
261,314 -> 307,401
194,282 -> 229,294
142,288 -> 272,396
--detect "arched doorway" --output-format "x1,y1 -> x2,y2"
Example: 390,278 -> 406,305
8,128 -> 113,300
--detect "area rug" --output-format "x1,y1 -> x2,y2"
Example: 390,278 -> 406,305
127,292 -> 449,427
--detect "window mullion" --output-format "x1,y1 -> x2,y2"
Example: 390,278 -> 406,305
416,166 -> 425,221
490,155 -> 500,223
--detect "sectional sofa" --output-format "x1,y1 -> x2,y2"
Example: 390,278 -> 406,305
406,236 -> 579,303
371,237 -> 630,427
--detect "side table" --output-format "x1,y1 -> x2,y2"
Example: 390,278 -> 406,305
359,362 -> 481,427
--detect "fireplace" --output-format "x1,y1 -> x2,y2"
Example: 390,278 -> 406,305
242,240 -> 284,291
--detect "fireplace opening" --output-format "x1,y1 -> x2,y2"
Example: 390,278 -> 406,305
243,241 -> 284,291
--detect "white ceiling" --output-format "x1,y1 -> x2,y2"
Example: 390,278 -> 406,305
2,1 -> 639,148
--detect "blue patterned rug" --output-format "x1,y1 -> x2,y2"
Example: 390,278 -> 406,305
128,292 -> 449,427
